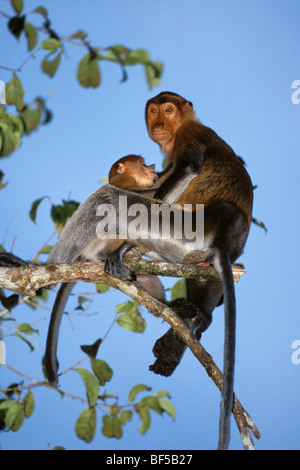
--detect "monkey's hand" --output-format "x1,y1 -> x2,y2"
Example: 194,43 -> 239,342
149,298 -> 201,376
104,243 -> 136,281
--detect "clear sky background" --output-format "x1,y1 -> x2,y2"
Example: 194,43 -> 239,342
1,0 -> 300,451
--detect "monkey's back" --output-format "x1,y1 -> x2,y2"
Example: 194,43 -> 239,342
176,122 -> 253,227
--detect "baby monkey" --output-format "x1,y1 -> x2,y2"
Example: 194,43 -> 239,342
45,154 -> 165,386
108,154 -> 156,190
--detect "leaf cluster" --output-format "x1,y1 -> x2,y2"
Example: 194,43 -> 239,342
0,0 -> 163,179
73,340 -> 175,443
0,388 -> 34,432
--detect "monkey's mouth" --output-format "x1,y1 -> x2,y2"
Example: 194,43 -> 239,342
152,130 -> 170,142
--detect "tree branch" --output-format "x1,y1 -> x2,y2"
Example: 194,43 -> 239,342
0,252 -> 260,449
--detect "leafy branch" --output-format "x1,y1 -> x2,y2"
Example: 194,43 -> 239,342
0,0 -> 163,159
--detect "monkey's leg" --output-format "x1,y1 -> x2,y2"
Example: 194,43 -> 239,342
149,279 -> 223,376
149,298 -> 201,376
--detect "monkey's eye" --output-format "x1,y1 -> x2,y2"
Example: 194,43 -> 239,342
150,108 -> 158,114
165,107 -> 173,114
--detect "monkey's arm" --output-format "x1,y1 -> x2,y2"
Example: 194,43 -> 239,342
154,138 -> 204,204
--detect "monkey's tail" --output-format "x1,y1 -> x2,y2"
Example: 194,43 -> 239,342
213,244 -> 236,451
45,283 -> 75,387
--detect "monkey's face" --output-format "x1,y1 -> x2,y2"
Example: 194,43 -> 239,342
129,157 -> 156,187
146,102 -> 184,151
109,155 -> 156,189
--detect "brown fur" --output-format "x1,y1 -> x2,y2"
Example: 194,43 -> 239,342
146,93 -> 253,235
109,154 -> 156,190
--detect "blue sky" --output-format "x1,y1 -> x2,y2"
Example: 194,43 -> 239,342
1,0 -> 300,450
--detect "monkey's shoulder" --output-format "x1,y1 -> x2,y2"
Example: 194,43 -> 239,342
178,120 -> 235,157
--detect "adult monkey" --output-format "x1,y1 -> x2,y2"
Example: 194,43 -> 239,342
46,92 -> 253,449
105,91 -> 253,449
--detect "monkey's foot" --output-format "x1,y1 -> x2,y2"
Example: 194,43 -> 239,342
149,328 -> 187,376
104,249 -> 136,281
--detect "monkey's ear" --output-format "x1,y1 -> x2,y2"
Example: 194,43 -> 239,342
188,101 -> 193,108
117,163 -> 126,174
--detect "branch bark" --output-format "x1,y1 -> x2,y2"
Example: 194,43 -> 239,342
0,252 -> 260,449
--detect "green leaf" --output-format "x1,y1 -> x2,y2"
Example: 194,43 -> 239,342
128,384 -> 152,403
41,51 -> 62,78
115,301 -> 146,333
170,278 -> 186,300
120,409 -> 132,425
100,45 -> 125,63
91,358 -> 113,386
8,15 -> 25,39
24,22 -> 38,51
75,407 -> 96,443
20,106 -> 42,134
136,406 -> 151,435
98,392 -> 118,401
154,390 -> 171,398
117,313 -> 146,333
95,283 -> 110,293
33,7 -> 48,18
145,61 -> 164,90
98,176 -> 108,184
77,52 -> 101,88
125,48 -> 150,65
157,398 -> 176,419
101,415 -> 123,439
40,38 -> 62,53
80,338 -> 102,359
39,245 -> 52,255
139,396 -> 162,415
70,30 -> 88,40
116,302 -> 146,333
0,112 -> 24,157
29,196 -> 46,223
23,391 -> 34,418
17,323 -> 38,335
52,446 -> 66,450
11,0 -> 24,15
0,400 -> 25,431
50,200 -> 79,233
115,300 -> 139,314
7,114 -> 24,146
108,405 -> 120,417
76,368 -> 99,407
0,122 -> 17,157
6,74 -> 25,111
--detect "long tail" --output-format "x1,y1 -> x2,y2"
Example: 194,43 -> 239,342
45,283 -> 74,386
213,244 -> 236,451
